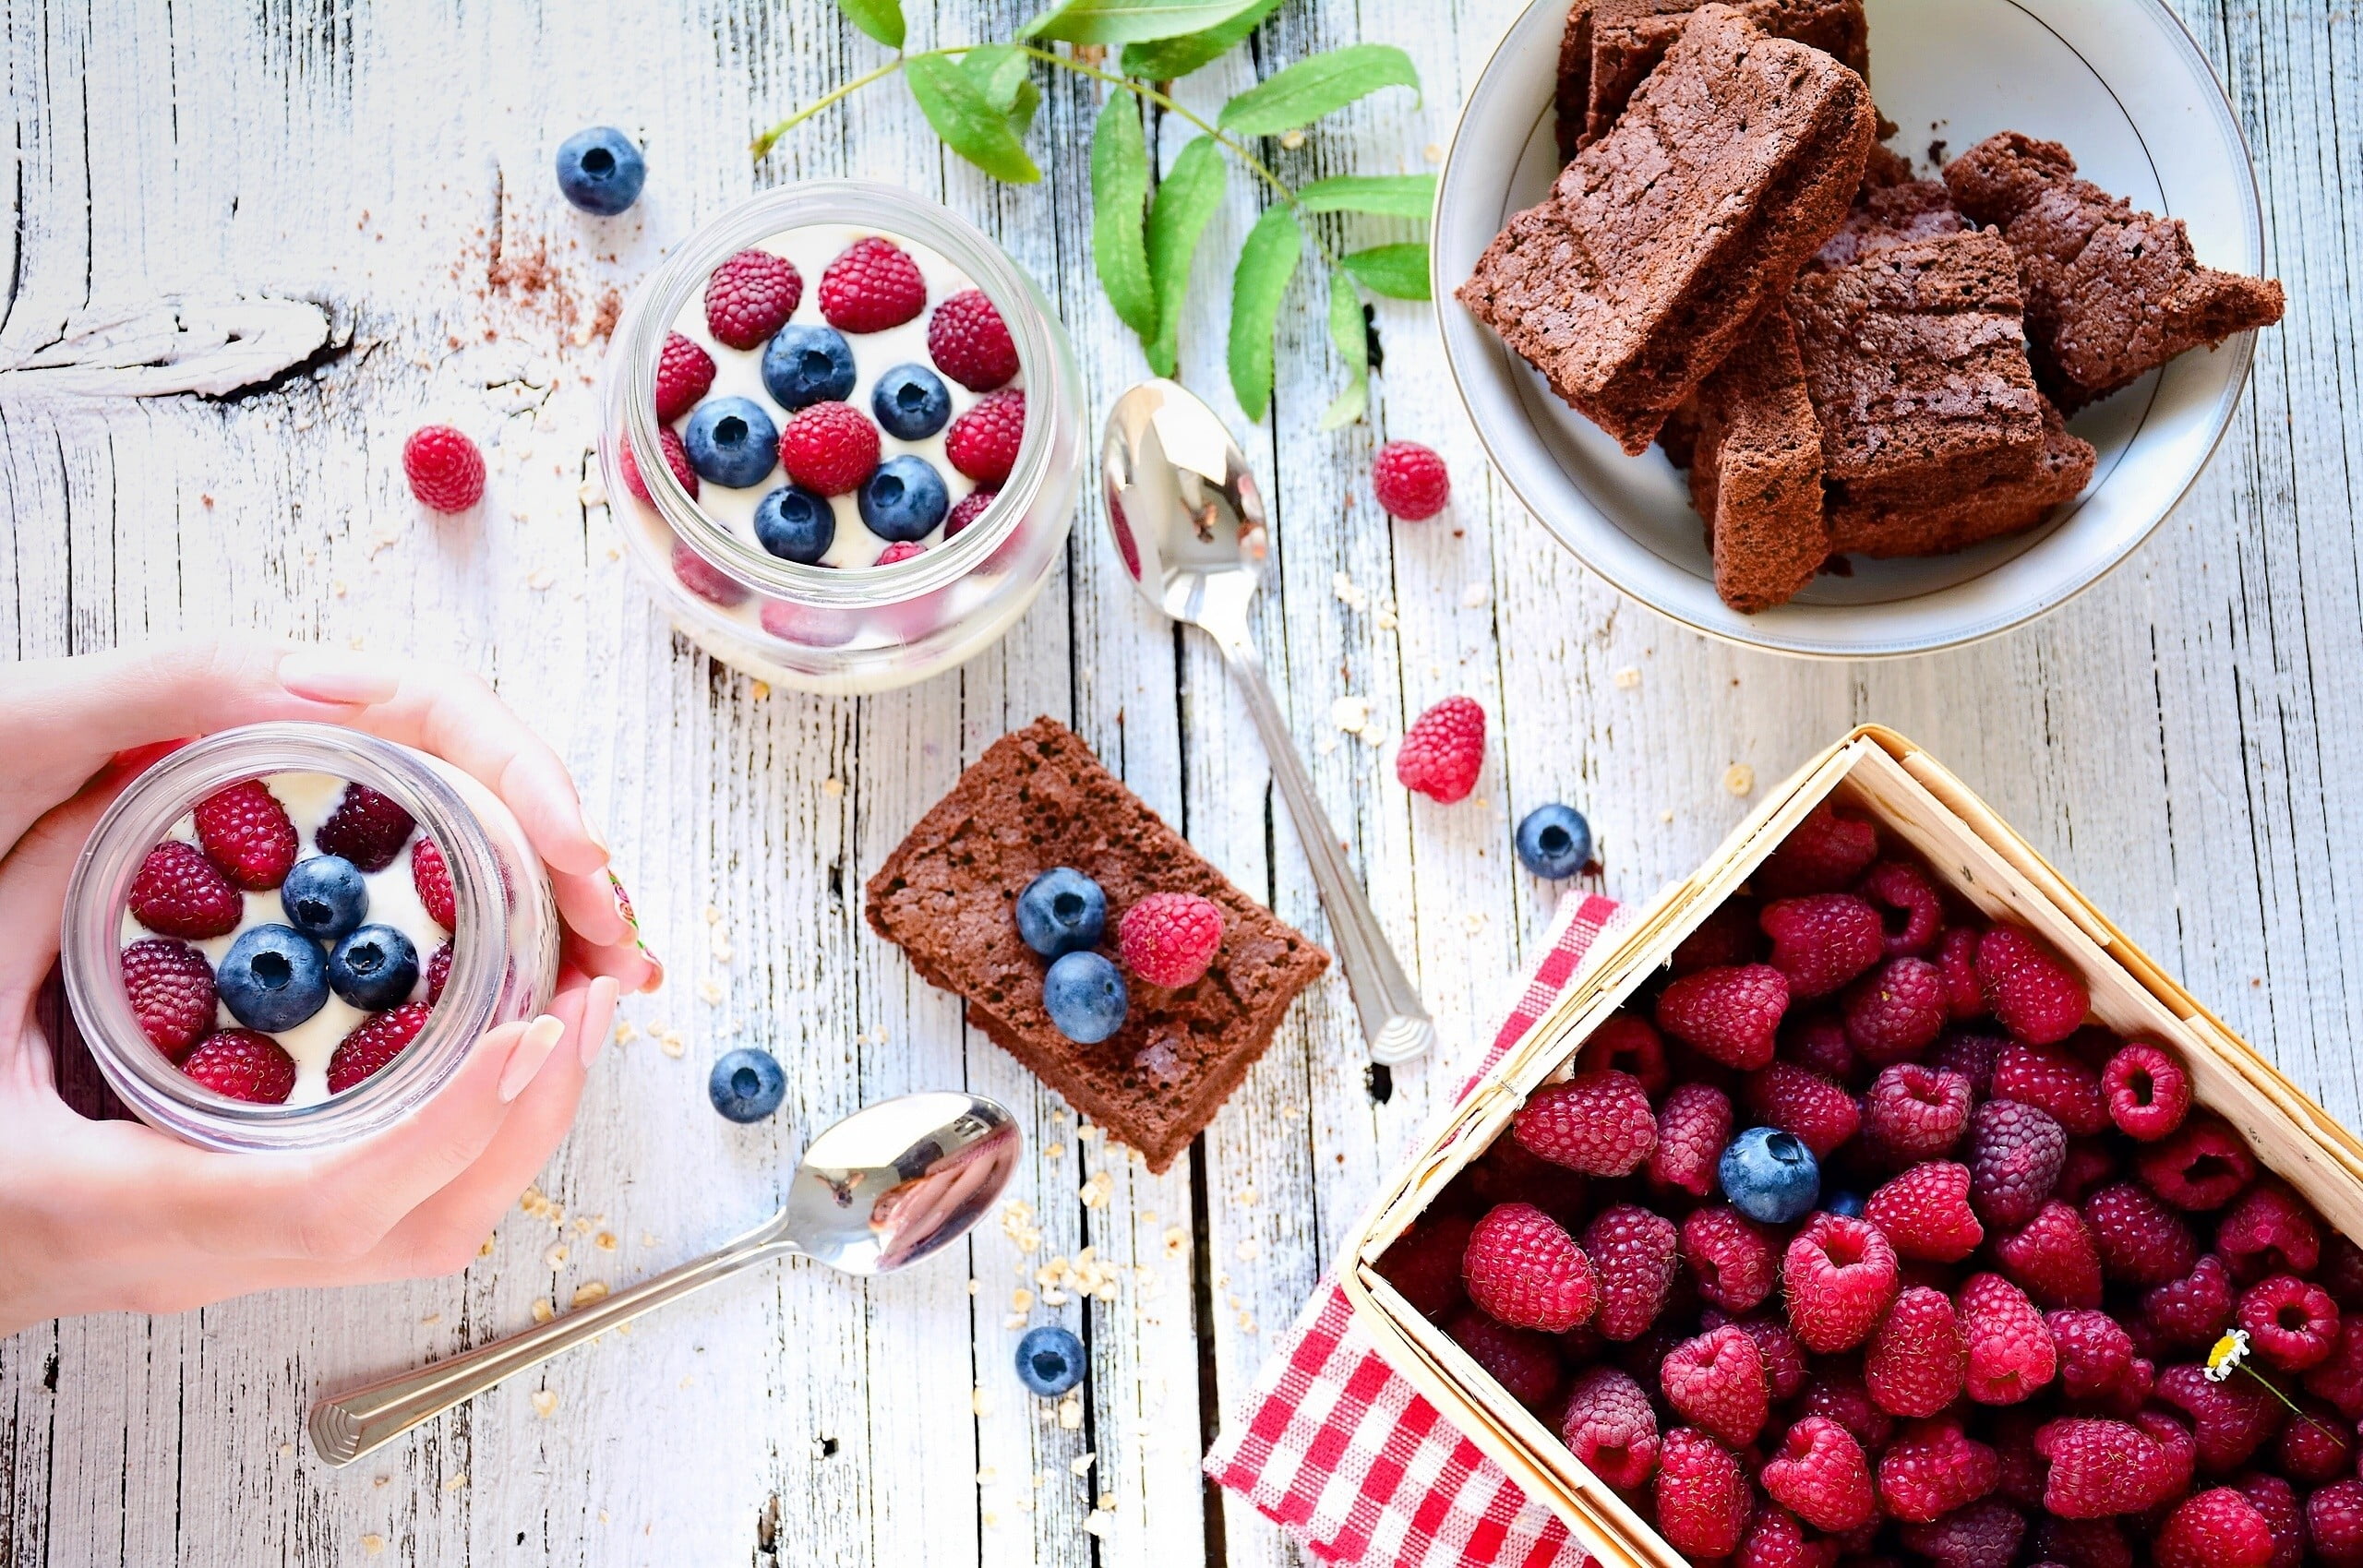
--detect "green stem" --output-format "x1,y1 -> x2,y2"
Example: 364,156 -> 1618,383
752,49 -> 964,159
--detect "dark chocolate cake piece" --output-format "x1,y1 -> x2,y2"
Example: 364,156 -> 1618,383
1555,0 -> 1598,162
1577,0 -> 1870,150
865,718 -> 1329,1172
1690,305 -> 1829,612
1944,131 -> 2285,410
1829,395 -> 2094,557
1812,149 -> 1968,271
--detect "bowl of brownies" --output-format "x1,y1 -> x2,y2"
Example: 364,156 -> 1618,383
1435,0 -> 2285,655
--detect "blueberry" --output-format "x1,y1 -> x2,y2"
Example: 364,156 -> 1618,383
1826,1190 -> 1867,1219
753,485 -> 837,563
1014,1324 -> 1085,1396
1044,951 -> 1128,1044
1015,868 -> 1106,957
762,326 -> 857,410
282,855 -> 368,940
554,126 -> 646,216
708,1047 -> 787,1122
1514,803 -> 1592,880
218,924 -> 331,1032
870,364 -> 952,440
857,455 -> 950,543
1718,1125 -> 1822,1225
327,924 -> 421,1011
683,397 -> 780,488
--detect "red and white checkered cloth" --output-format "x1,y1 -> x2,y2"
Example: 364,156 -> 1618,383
1205,891 -> 1625,1568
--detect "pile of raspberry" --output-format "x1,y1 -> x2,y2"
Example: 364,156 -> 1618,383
1378,800 -> 2363,1568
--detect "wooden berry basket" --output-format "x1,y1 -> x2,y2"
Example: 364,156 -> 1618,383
1339,724 -> 2363,1568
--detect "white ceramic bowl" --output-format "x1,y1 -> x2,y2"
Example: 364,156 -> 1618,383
1433,0 -> 2268,656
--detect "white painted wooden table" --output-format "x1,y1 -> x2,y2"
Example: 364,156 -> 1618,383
3,1 -> 2357,1562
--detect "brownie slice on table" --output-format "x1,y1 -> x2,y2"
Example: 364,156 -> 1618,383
864,718 -> 1329,1173
1944,131 -> 2285,410
1461,5 -> 1875,454
1689,305 -> 1829,612
1572,0 -> 1871,150
1827,395 -> 2093,557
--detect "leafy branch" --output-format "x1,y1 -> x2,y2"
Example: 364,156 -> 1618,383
752,0 -> 1433,426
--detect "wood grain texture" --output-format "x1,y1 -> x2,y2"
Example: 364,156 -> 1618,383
2,0 -> 2355,1562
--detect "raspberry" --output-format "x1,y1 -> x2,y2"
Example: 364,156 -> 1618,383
1657,963 -> 1790,1070
402,425 -> 486,511
670,539 -> 745,607
1867,1161 -> 1985,1262
1929,1025 -> 2006,1095
128,840 -> 243,939
1967,1097 -> 2068,1229
1513,1070 -> 1657,1176
1993,1038 -> 2108,1136
2046,1310 -> 2141,1404
2238,1274 -> 2339,1371
1583,1011 -> 1672,1094
2270,1398 -> 2354,1483
1681,1205 -> 1778,1312
654,330 -> 717,421
926,288 -> 1018,391
942,387 -> 1026,485
1464,1136 -> 1589,1228
1762,1414 -> 1875,1531
2136,1116 -> 2256,1211
1461,1203 -> 1599,1333
2313,1480 -> 2363,1568
1783,1212 -> 1900,1352
1654,1429 -> 1751,1556
2029,1515 -> 2134,1568
410,837 -> 456,931
1899,1499 -> 2026,1568
2054,1138 -> 2118,1204
426,941 -> 452,1005
818,236 -> 926,333
1858,858 -> 1942,957
2230,1472 -> 2305,1568
1561,1365 -> 1659,1489
2219,1182 -> 2321,1282
1443,1306 -> 1564,1406
1116,892 -> 1223,988
181,1028 -> 296,1103
1878,1418 -> 2000,1523
1582,1204 -> 1677,1342
1673,899 -> 1765,975
192,779 -> 298,891
1977,927 -> 2088,1044
1960,1272 -> 2057,1404
1661,1324 -> 1769,1447
1725,1312 -> 1808,1402
1934,925 -> 1986,1017
1375,1211 -> 1472,1319
1369,440 -> 1453,521
625,425 -> 700,505
2083,1180 -> 2197,1287
874,543 -> 924,569
316,783 -> 416,872
1758,803 -> 1880,897
1859,1062 -> 1973,1161
1393,695 -> 1486,804
1865,1284 -> 1966,1417
2034,1416 -> 2179,1517
1649,1082 -> 1732,1195
943,487 -> 997,538
327,1002 -> 432,1095
1733,1507 -> 1835,1568
777,401 -> 881,496
2101,1039 -> 2190,1141
2156,1488 -> 2273,1568
2310,1318 -> 2363,1417
706,249 -> 804,349
2156,1361 -> 2283,1472
121,939 -> 217,1059
2326,1233 -> 2363,1311
1842,956 -> 1946,1063
1796,1363 -> 1894,1452
1994,1201 -> 2104,1309
2138,1252 -> 2234,1352
1779,1011 -> 1856,1083
1758,893 -> 1884,999
1743,1063 -> 1857,1157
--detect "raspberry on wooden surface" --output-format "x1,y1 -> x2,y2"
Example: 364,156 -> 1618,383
1865,1284 -> 1967,1417
2101,1038 -> 2191,1140
1393,695 -> 1486,804
1461,1203 -> 1599,1333
402,425 -> 486,511
1656,962 -> 1790,1070
1511,1069 -> 1657,1176
1370,441 -> 1453,521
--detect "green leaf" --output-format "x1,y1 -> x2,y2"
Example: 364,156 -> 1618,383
963,44 -> 1041,136
1227,206 -> 1302,421
1143,138 -> 1226,374
1023,0 -> 1269,46
1217,44 -> 1419,138
1320,266 -> 1369,428
1295,173 -> 1436,220
906,54 -> 1042,183
834,0 -> 906,48
1091,96 -> 1158,340
1342,243 -> 1430,300
1120,0 -> 1284,79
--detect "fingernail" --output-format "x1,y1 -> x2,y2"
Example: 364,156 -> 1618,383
581,809 -> 613,860
638,952 -> 666,995
606,869 -> 638,930
580,978 -> 620,1068
279,648 -> 402,705
498,1014 -> 566,1102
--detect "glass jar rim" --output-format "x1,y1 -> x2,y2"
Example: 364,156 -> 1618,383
618,181 -> 1054,608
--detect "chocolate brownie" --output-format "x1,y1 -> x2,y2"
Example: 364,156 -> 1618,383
1829,395 -> 2094,557
1554,0 -> 1598,162
1789,231 -> 2046,508
1944,131 -> 2285,409
1460,5 -> 1875,454
1689,305 -> 1829,611
1575,0 -> 1870,150
1811,150 -> 1967,271
864,718 -> 1329,1173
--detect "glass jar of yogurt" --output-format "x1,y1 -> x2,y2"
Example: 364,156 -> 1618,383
599,182 -> 1084,694
60,723 -> 560,1152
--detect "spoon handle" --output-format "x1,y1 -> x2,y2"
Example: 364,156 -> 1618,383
306,1217 -> 792,1467
1217,636 -> 1435,1063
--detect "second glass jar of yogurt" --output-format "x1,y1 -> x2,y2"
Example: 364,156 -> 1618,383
600,183 -> 1084,693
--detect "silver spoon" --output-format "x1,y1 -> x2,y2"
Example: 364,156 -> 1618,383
307,1091 -> 1020,1466
1101,378 -> 1434,1065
